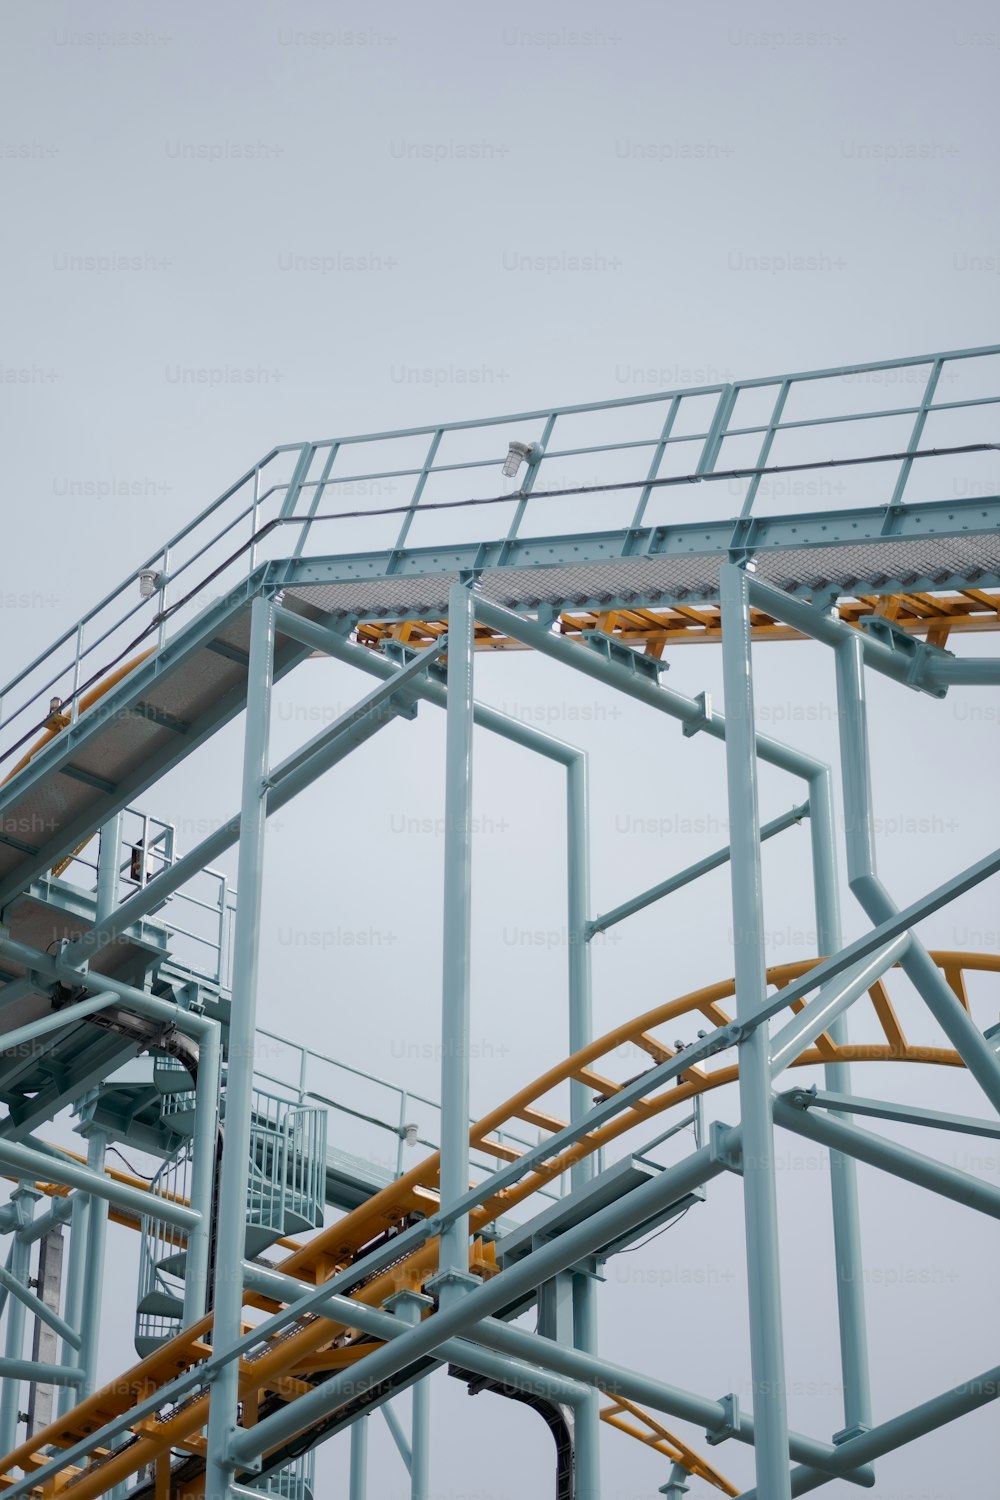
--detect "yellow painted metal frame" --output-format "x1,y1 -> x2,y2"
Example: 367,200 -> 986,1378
1,950 -> 994,1497
356,589 -> 1000,658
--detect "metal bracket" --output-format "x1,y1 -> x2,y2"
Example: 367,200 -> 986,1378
856,615 -> 954,698
705,1392 -> 740,1446
682,691 -> 714,738
727,516 -> 758,563
423,1267 -> 480,1299
708,1121 -> 742,1174
782,1084 -> 818,1111
579,630 -> 669,682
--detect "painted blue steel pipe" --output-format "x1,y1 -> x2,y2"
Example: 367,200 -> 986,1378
0,1193 -> 35,1451
436,581 -> 476,1290
227,1140 -> 729,1465
204,594 -> 276,1500
719,560 -> 792,1500
805,767 -> 873,1439
834,634 -> 1000,1114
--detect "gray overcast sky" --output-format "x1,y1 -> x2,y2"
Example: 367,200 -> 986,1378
2,1 -> 999,1496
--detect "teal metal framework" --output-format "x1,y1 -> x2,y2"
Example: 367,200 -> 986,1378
0,345 -> 996,1498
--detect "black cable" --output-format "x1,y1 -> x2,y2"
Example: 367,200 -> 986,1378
106,1145 -> 155,1180
617,1204 -> 692,1252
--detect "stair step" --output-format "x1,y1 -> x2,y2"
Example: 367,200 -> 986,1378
245,1224 -> 283,1259
281,1207 -> 324,1237
136,1289 -> 184,1317
153,1061 -> 196,1096
158,1250 -> 188,1277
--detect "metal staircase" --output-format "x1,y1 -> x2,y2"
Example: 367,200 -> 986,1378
136,1082 -> 326,1357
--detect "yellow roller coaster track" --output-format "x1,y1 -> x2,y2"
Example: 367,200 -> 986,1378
1,950 -> 994,1499
355,587 -> 1000,656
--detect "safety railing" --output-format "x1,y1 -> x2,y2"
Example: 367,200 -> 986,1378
251,1450 -> 315,1500
135,1141 -> 192,1356
245,1087 -> 326,1241
36,803 -> 237,991
3,345 -> 999,778
253,1027 -> 568,1211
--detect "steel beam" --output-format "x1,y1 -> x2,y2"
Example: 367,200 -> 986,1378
473,596 -> 824,782
245,1264 -> 591,1408
242,1244 -> 871,1485
0,1137 -> 196,1228
588,802 -> 808,938
805,766 -> 872,1439
567,752 -> 601,1500
774,1094 -> 1000,1218
834,634 -> 1000,1113
183,1016 -> 220,1324
719,560 -> 791,1500
459,1319 -> 871,1484
436,582 -> 476,1288
739,1363 -> 1000,1497
76,1129 -> 108,1400
227,1139 -> 728,1464
767,935 -> 909,1077
39,635 -> 444,985
0,1192 -> 35,1451
204,594 -> 275,1500
0,1358 -> 84,1387
381,1401 -> 411,1472
349,1415 -> 369,1500
0,1257 -> 79,1350
797,1090 -> 1000,1139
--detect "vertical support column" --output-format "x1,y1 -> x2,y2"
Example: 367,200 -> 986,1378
58,1192 -> 90,1416
387,1291 -> 433,1500
435,581 -> 476,1295
27,1226 -> 65,1435
348,1414 -> 369,1500
55,818 -> 121,1416
411,1375 -> 430,1500
77,1128 -> 109,1399
807,769 -> 872,1438
567,755 -> 593,1184
0,1188 -> 37,1452
204,594 -> 275,1500
184,1020 -> 221,1325
567,753 -> 601,1500
719,560 -> 792,1500
95,813 -> 123,923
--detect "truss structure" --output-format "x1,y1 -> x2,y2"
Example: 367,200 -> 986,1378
0,345 -> 997,1499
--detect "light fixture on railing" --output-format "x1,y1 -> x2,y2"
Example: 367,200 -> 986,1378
400,1122 -> 419,1147
138,570 -> 161,600
502,440 -> 539,479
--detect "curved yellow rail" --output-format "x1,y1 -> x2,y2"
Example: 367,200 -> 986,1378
2,950 -> 994,1498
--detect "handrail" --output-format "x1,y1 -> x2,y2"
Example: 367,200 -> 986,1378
3,345 -> 999,777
